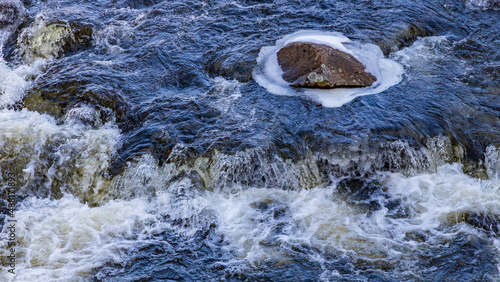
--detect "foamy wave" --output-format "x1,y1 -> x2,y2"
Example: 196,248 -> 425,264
0,196 -> 155,281
0,109 -> 121,203
212,163 -> 500,278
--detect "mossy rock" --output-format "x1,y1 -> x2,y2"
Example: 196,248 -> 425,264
446,211 -> 500,234
25,75 -> 129,127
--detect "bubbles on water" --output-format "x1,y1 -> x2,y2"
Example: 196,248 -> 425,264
0,0 -> 25,45
253,30 -> 404,107
64,105 -> 103,128
0,109 -> 121,203
485,145 -> 500,180
211,162 -> 500,279
2,149 -> 499,281
482,145 -> 500,192
207,77 -> 242,114
0,9 -> 45,108
0,38 -> 42,108
93,10 -> 146,55
384,163 -> 495,230
102,154 -> 167,203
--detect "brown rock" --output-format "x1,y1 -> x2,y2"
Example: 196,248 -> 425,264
277,42 -> 377,89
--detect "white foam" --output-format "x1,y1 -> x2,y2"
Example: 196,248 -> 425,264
93,10 -> 146,55
253,30 -> 404,107
383,163 -> 500,231
0,5 -> 43,108
211,162 -> 500,278
208,77 -> 242,114
1,156 -> 499,280
393,36 -> 451,69
0,59 -> 43,107
0,0 -> 26,40
0,196 -> 156,281
0,108 -> 121,203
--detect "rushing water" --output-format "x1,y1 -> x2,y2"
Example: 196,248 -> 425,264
253,30 -> 404,107
0,0 -> 499,281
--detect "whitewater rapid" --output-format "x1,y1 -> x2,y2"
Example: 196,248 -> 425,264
0,0 -> 499,279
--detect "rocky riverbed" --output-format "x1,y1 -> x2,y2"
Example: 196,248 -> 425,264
0,0 -> 499,281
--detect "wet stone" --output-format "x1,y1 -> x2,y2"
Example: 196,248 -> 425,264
468,0 -> 500,9
0,0 -> 25,41
277,42 -> 377,89
205,49 -> 258,83
19,20 -> 93,61
374,23 -> 436,56
26,79 -> 129,125
447,211 -> 500,234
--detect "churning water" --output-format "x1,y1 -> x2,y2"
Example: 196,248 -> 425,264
0,0 -> 499,281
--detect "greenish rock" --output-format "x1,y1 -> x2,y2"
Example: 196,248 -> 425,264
22,90 -> 63,117
446,211 -> 500,234
277,42 -> 377,89
19,19 -> 93,62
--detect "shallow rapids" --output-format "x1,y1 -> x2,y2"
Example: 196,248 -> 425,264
2,158 -> 500,281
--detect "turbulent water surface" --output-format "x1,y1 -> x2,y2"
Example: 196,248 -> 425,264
0,0 -> 499,281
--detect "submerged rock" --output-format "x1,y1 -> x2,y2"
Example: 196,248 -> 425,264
19,19 -> 92,62
25,64 -> 129,124
205,49 -> 258,83
447,211 -> 500,234
276,42 -> 376,89
335,177 -> 385,213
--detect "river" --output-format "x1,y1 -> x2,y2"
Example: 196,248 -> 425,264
0,0 -> 499,281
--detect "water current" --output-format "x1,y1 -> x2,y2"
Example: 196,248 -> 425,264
0,0 -> 499,281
